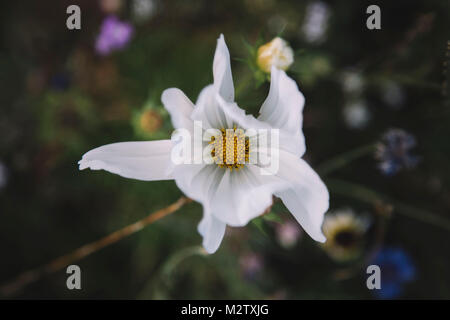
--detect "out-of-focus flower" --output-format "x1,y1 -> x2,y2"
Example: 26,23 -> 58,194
95,16 -> 134,56
132,102 -> 168,140
49,72 -> 71,91
239,253 -> 264,280
99,0 -> 122,14
132,0 -> 157,23
257,37 -> 294,73
343,101 -> 371,130
79,35 -> 329,254
139,110 -> 162,133
341,70 -> 364,94
376,129 -> 420,176
321,209 -> 369,262
275,220 -> 302,249
382,81 -> 405,109
370,248 -> 416,299
0,161 -> 8,189
301,1 -> 329,43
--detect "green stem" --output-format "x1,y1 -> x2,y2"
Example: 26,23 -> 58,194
162,246 -> 206,284
317,143 -> 377,176
369,74 -> 441,91
326,178 -> 450,232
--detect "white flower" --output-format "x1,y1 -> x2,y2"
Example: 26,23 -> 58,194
341,70 -> 364,94
382,81 -> 405,109
132,0 -> 157,23
79,35 -> 329,254
321,209 -> 370,261
257,37 -> 294,73
276,220 -> 302,249
302,1 -> 329,43
343,101 -> 371,130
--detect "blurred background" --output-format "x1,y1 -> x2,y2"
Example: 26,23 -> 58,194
0,0 -> 449,299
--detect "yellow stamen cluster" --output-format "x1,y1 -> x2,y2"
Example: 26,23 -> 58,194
210,128 -> 249,170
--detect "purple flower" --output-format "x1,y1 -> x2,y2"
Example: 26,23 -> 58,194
95,16 -> 134,56
376,129 -> 420,176
275,220 -> 302,249
239,253 -> 264,280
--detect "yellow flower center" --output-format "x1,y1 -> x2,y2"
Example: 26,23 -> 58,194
210,128 -> 249,170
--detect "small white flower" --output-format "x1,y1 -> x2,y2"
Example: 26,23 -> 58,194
343,101 -> 371,130
341,70 -> 364,94
276,220 -> 302,249
382,81 -> 405,109
302,1 -> 329,43
257,37 -> 294,73
132,0 -> 157,23
79,35 -> 329,254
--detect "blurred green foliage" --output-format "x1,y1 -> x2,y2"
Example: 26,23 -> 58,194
0,0 -> 450,299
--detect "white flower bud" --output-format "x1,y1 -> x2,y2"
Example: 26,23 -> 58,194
257,37 -> 294,73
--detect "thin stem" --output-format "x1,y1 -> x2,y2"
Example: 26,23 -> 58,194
0,196 -> 191,298
162,246 -> 206,286
327,178 -> 450,232
317,143 -> 377,176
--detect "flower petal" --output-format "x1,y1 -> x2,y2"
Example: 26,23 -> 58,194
79,140 -> 173,181
161,88 -> 194,130
191,85 -> 233,129
172,163 -> 228,253
258,67 -> 306,157
274,151 -> 329,242
215,94 -> 270,131
198,213 -> 226,254
190,35 -> 235,129
172,163 -> 225,205
213,34 -> 234,102
215,94 -> 303,159
210,165 -> 284,226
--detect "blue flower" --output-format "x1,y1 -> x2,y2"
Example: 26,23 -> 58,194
375,129 -> 419,176
49,72 -> 71,91
370,247 -> 416,299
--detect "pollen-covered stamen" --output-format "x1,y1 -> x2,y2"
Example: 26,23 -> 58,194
210,128 -> 250,170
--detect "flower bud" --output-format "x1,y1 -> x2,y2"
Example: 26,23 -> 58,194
139,109 -> 162,134
256,37 -> 294,73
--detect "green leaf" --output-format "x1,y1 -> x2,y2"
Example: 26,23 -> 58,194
251,218 -> 268,236
262,211 -> 282,224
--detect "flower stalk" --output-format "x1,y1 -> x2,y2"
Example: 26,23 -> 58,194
327,178 -> 450,232
0,197 -> 191,298
317,143 -> 377,176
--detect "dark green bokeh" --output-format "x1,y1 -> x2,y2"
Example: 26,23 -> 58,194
0,0 -> 449,299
